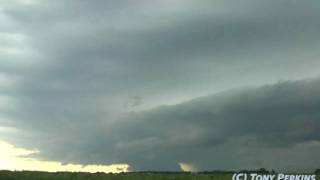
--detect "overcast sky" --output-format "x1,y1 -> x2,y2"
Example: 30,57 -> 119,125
1,0 -> 320,172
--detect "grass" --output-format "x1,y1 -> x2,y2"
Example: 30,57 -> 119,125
0,171 -> 232,180
0,170 -> 318,180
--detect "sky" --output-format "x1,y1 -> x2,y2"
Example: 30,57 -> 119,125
0,0 -> 320,173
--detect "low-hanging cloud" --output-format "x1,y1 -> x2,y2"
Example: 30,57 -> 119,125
4,78 -> 320,172
109,78 -> 320,171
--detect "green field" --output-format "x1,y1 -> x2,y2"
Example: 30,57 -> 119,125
0,171 -> 319,180
0,171 -> 232,180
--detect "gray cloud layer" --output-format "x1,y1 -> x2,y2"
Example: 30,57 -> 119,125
100,78 -> 320,171
5,77 -> 320,172
1,0 -> 320,172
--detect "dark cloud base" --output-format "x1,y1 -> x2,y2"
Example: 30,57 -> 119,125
114,78 -> 320,171
4,77 -> 320,172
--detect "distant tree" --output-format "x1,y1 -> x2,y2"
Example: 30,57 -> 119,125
257,168 -> 269,174
315,169 -> 320,174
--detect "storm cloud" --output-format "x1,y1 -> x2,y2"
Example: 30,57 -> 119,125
1,0 -> 320,172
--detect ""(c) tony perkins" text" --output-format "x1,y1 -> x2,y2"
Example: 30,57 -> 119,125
232,173 -> 316,180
